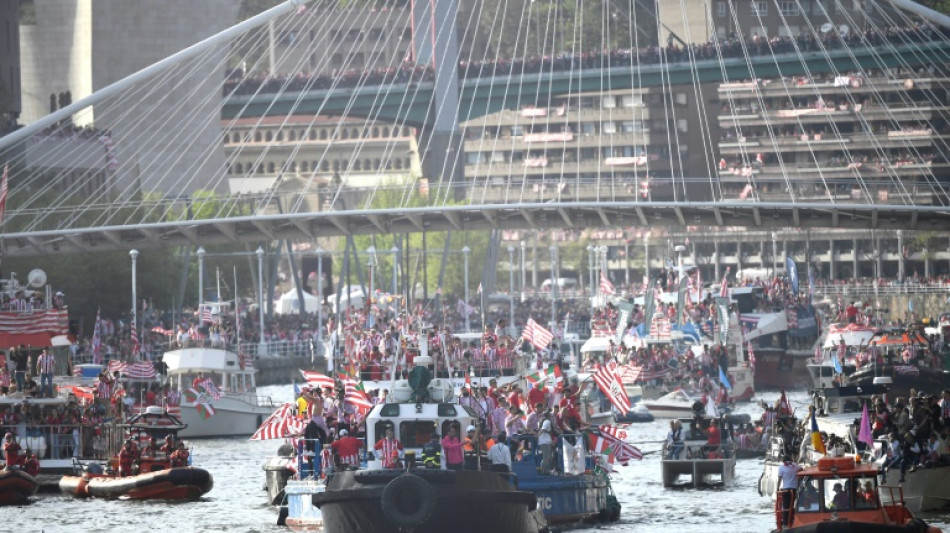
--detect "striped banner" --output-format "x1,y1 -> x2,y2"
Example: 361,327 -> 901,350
251,403 -> 305,440
106,360 -> 156,380
0,309 -> 68,335
521,318 -> 555,350
593,365 -> 632,414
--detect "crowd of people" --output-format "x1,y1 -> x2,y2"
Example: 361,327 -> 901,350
225,24 -> 944,98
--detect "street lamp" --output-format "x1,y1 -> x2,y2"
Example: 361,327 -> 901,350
587,244 -> 595,298
462,246 -> 471,332
549,245 -> 557,332
129,249 -> 138,357
519,241 -> 526,302
390,246 -> 399,295
315,247 -> 324,356
196,246 -> 205,310
367,246 -> 376,310
256,246 -> 266,357
507,246 -> 515,337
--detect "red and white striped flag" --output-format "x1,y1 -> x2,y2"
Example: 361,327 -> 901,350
250,403 -> 306,440
91,308 -> 103,365
598,428 -> 643,464
200,306 -> 213,324
720,267 -> 730,297
593,365 -> 632,414
300,370 -> 335,390
599,271 -> 615,295
130,317 -> 140,356
521,318 -> 555,350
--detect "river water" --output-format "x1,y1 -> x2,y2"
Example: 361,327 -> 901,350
10,387 -> 950,533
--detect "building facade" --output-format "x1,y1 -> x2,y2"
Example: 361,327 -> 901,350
0,0 -> 20,131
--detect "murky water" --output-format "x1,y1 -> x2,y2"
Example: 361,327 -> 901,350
10,387 -> 950,533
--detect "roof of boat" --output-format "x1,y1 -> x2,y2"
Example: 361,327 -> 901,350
800,461 -> 879,477
162,347 -> 252,374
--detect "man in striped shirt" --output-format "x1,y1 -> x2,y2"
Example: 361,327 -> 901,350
36,350 -> 55,398
374,426 -> 403,468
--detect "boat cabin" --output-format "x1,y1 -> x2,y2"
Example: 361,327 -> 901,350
812,384 -> 888,416
162,347 -> 256,394
784,456 -> 913,528
365,402 -> 477,469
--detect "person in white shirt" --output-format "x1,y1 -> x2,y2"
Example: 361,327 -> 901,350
777,455 -> 802,528
538,420 -> 554,474
487,431 -> 512,472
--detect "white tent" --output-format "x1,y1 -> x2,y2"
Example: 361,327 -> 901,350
274,289 -> 320,315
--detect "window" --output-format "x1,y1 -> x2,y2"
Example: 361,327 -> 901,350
824,479 -> 852,511
796,477 -> 821,512
511,125 -> 524,136
677,119 -> 689,133
602,121 -> 617,134
581,123 -> 597,136
675,93 -> 688,106
622,94 -> 643,107
602,96 -> 617,109
716,2 -> 726,17
620,121 -> 644,133
779,1 -> 800,15
751,1 -> 768,15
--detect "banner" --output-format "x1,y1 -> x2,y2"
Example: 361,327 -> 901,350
786,257 -> 799,294
714,296 -> 730,344
593,365 -> 632,414
521,318 -> 555,350
615,302 -> 634,342
643,278 -> 658,327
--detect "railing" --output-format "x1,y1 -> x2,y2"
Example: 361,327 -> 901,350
812,284 -> 950,296
2,422 -> 122,461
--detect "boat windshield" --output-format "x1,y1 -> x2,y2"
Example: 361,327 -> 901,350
823,475 -> 877,512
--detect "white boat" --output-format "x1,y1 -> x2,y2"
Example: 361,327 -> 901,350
806,323 -> 876,389
639,389 -> 698,418
162,347 -> 277,438
281,479 -> 324,531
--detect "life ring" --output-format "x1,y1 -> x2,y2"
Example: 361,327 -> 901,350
380,474 -> 436,529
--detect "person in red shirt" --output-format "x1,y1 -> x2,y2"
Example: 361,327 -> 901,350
526,382 -> 547,412
330,429 -> 364,469
170,442 -> 190,468
704,418 -> 722,457
21,450 -> 40,476
374,427 -> 403,468
507,384 -> 523,412
118,440 -> 137,476
3,432 -> 22,467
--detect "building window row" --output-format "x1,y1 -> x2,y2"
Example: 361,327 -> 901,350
228,125 -> 411,144
229,157 -> 412,175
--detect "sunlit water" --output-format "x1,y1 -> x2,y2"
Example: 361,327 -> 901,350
10,387 -> 950,533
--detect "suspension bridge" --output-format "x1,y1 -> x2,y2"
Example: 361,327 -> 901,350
0,0 -> 948,258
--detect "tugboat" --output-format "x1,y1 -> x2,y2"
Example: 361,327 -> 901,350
311,356 -> 547,533
775,455 -> 943,533
59,407 -> 213,500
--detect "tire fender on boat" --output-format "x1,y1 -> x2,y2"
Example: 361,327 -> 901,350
380,474 -> 436,529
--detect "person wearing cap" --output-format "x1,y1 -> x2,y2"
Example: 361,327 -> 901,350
374,426 -> 403,469
442,424 -> 464,470
421,433 -> 442,469
3,432 -> 22,469
330,429 -> 363,471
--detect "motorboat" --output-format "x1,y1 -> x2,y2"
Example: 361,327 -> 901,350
639,389 -> 699,418
0,468 -> 38,505
162,346 -> 277,438
807,323 -> 876,389
615,402 -> 655,423
59,407 -> 213,500
777,456 -> 943,533
845,327 -> 950,399
660,416 -> 736,487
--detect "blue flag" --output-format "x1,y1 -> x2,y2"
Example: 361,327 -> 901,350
832,354 -> 842,374
719,366 -> 732,391
786,257 -> 799,294
293,381 -> 301,396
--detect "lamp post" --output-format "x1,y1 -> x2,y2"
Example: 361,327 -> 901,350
129,249 -> 138,354
367,246 -> 376,310
549,245 -> 557,332
390,246 -> 399,295
255,246 -> 266,357
624,239 -> 631,289
771,232 -> 778,278
587,245 -> 595,298
315,247 -> 324,356
599,246 -> 608,283
507,246 -> 515,337
519,241 -> 526,302
196,246 -> 205,310
462,246 -> 471,332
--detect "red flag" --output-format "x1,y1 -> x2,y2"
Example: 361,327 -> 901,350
720,267 -> 730,297
593,365 -> 632,413
599,271 -> 615,295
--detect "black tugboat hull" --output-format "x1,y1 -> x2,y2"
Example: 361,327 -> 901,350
314,469 -> 545,533
849,366 -> 950,398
